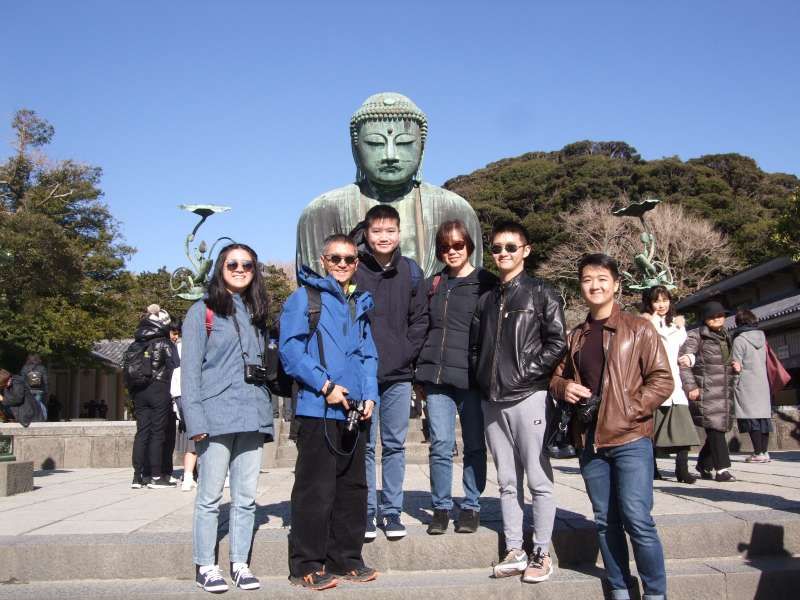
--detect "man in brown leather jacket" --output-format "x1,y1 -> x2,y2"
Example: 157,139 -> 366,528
550,254 -> 673,600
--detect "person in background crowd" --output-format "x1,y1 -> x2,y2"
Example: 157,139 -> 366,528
182,243 -> 273,593
731,309 -> 773,463
641,286 -> 699,484
551,253 -> 673,600
47,394 -> 61,421
0,367 -> 45,426
131,304 -> 176,489
415,220 -> 497,535
157,322 -> 181,484
679,301 -> 736,482
170,321 -> 197,491
471,221 -> 567,583
280,233 -> 379,591
353,204 -> 427,540
20,354 -> 48,421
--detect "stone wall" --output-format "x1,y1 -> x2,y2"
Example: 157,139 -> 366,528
0,420 -> 280,471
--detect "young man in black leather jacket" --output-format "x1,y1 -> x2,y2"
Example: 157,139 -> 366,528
470,221 -> 567,583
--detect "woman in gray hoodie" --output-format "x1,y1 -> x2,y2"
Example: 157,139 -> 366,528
731,309 -> 773,463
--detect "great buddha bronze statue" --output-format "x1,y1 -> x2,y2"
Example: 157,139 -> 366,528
296,92 -> 482,277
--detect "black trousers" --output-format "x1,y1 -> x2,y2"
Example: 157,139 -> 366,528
697,429 -> 731,471
160,408 -> 177,477
289,416 -> 368,577
131,381 -> 171,479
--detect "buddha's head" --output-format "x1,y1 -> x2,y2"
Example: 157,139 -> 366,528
350,92 -> 428,191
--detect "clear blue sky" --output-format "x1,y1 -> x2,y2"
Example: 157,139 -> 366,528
3,1 -> 798,272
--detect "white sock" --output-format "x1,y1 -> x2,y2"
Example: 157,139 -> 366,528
232,562 -> 247,573
717,468 -> 729,474
199,565 -> 218,575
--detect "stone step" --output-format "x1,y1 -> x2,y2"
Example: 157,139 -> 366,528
2,511 -> 797,583
1,556 -> 799,599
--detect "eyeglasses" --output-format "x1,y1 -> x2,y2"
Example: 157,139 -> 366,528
324,254 -> 357,266
490,243 -> 524,254
438,241 -> 467,253
225,260 -> 254,272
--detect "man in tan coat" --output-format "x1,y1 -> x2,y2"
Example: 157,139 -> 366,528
550,253 -> 673,600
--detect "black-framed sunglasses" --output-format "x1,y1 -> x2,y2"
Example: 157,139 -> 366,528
438,240 -> 467,253
324,254 -> 357,266
225,260 -> 254,272
490,243 -> 524,254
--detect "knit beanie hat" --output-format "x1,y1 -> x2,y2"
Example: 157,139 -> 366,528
146,304 -> 171,327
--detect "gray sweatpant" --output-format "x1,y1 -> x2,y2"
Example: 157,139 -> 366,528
483,390 -> 555,552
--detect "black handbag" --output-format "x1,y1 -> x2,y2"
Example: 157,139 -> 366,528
544,395 -> 576,459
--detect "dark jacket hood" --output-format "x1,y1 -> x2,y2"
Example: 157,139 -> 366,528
134,318 -> 169,342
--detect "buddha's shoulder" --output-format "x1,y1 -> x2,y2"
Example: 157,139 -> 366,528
419,182 -> 468,204
304,184 -> 360,213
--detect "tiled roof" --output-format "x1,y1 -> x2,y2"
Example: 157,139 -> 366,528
722,293 -> 800,330
90,339 -> 133,369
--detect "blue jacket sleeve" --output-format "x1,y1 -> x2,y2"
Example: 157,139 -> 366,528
180,301 -> 209,438
279,288 -> 330,392
360,318 -> 380,405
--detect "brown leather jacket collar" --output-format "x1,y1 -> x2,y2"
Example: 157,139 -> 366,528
550,303 -> 674,449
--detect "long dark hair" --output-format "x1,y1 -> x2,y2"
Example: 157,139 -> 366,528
642,285 -> 676,326
205,243 -> 269,328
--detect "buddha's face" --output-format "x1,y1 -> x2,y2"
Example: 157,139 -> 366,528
356,120 -> 423,188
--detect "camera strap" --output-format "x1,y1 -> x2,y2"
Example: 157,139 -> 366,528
230,307 -> 264,368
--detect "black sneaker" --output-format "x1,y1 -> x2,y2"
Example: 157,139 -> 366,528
131,475 -> 144,489
365,514 -> 377,540
455,508 -> 479,533
329,565 -> 378,583
196,565 -> 229,593
231,563 -> 260,590
147,476 -> 177,489
382,514 -> 407,539
695,466 -> 714,480
289,570 -> 338,590
715,470 -> 736,482
426,509 -> 449,535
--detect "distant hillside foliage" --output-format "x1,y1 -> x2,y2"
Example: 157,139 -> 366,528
444,141 -> 798,272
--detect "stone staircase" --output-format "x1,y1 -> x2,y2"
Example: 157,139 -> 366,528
1,501 -> 798,598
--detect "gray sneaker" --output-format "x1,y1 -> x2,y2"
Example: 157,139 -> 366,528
492,548 -> 528,578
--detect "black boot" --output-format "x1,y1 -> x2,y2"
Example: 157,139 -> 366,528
653,453 -> 663,480
675,449 -> 696,484
427,509 -> 449,535
455,508 -> 479,534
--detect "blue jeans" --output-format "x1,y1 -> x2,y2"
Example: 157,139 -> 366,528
365,381 -> 411,518
580,434 -> 666,600
425,384 -> 486,511
193,431 -> 264,566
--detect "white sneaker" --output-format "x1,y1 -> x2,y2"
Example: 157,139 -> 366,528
493,548 -> 528,578
224,476 -> 230,488
181,477 -> 196,492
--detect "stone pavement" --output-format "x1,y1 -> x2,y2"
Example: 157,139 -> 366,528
1,452 -> 798,536
0,450 -> 798,598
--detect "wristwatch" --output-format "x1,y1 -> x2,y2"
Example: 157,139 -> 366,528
322,381 -> 336,397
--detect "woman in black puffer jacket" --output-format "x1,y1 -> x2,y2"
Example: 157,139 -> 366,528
415,220 -> 497,535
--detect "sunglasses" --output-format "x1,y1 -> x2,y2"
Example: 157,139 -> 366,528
490,243 -> 524,254
438,241 -> 467,253
324,254 -> 357,266
225,260 -> 254,272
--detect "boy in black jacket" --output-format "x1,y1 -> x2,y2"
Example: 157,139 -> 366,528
353,204 -> 427,540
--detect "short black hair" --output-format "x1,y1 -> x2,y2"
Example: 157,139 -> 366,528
364,204 -> 400,227
490,221 -> 529,245
578,253 -> 620,281
322,233 -> 357,254
735,308 -> 758,327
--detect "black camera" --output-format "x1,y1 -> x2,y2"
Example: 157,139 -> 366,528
244,364 -> 269,385
575,394 -> 601,424
345,401 -> 365,433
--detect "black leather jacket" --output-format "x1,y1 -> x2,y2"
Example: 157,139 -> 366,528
133,319 -> 176,384
470,272 -> 567,403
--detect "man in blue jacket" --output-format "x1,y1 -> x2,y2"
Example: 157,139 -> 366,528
280,233 -> 379,591
353,204 -> 427,540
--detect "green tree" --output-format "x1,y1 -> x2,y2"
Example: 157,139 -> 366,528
0,109 -> 134,369
772,189 -> 800,260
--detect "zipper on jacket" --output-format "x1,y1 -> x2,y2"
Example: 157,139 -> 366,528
435,287 -> 453,384
489,287 -> 506,400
